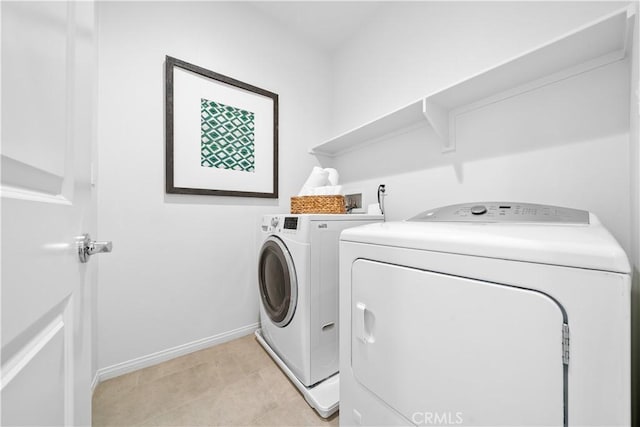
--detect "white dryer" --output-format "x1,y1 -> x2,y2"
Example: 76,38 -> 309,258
339,202 -> 631,427
256,213 -> 382,418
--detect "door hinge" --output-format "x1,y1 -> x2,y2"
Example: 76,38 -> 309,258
562,323 -> 570,366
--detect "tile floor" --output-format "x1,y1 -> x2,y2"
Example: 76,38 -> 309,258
92,334 -> 339,426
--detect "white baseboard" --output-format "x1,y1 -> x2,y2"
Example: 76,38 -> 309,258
91,371 -> 99,393
93,322 -> 259,387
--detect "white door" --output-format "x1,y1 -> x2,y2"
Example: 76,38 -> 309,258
1,1 -> 98,426
351,260 -> 566,426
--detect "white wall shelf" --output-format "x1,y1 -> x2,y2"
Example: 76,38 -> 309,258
309,6 -> 635,157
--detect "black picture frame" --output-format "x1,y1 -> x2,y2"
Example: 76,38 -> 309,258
165,55 -> 278,198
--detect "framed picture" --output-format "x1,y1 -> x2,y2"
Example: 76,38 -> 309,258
165,56 -> 278,198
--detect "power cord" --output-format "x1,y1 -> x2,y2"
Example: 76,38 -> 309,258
377,184 -> 386,221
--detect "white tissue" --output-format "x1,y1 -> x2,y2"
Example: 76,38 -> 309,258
329,185 -> 343,195
313,187 -> 327,196
298,167 -> 342,196
311,185 -> 343,196
298,167 -> 329,196
324,168 -> 340,186
298,187 -> 314,196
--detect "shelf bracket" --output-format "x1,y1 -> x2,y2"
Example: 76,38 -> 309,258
422,98 -> 455,153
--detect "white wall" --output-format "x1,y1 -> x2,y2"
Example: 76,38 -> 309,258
96,2 -> 330,371
325,1 -> 632,254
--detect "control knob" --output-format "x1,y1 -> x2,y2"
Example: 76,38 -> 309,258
470,205 -> 487,215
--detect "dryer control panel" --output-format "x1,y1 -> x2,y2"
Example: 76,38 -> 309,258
409,202 -> 589,224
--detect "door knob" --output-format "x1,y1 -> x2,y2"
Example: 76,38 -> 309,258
76,233 -> 112,263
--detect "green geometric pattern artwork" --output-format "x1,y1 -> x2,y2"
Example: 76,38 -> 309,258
201,98 -> 255,172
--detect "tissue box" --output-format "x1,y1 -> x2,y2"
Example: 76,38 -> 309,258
290,195 -> 346,214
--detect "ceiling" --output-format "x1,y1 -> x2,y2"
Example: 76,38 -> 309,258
248,2 -> 384,52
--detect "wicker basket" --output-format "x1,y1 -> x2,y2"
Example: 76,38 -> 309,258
290,195 -> 346,214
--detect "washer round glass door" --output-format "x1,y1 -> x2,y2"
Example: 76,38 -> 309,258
258,236 -> 297,327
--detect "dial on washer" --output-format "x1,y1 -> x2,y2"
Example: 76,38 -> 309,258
471,205 -> 487,215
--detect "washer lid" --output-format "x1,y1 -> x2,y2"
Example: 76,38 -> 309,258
341,211 -> 630,274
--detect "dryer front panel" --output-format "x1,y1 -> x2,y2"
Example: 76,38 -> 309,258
351,259 -> 566,426
258,236 -> 297,327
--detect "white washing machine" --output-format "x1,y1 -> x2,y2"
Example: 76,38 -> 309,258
339,202 -> 631,427
255,213 -> 382,418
